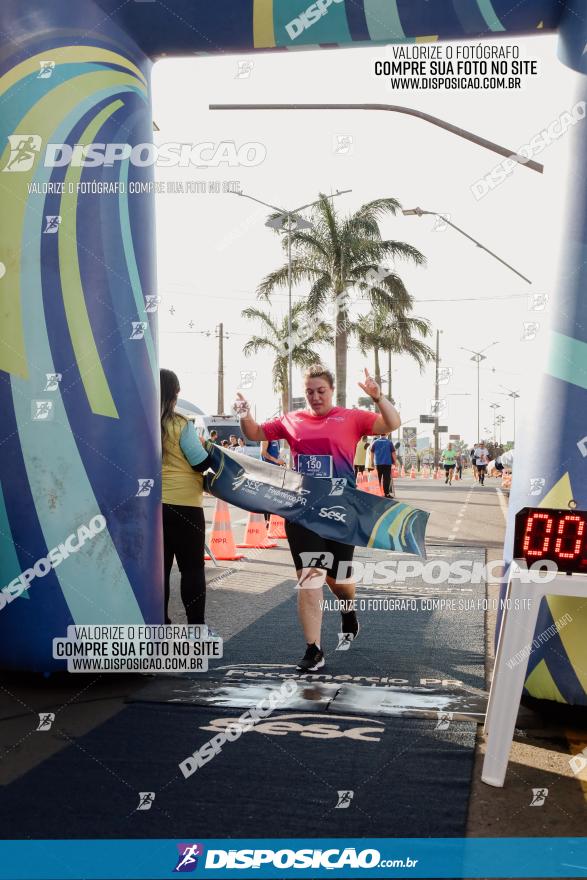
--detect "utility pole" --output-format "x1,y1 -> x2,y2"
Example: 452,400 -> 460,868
216,323 -> 229,414
500,386 -> 520,446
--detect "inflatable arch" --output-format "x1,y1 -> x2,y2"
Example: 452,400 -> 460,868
0,0 -> 586,704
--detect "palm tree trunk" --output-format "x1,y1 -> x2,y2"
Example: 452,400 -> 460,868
281,386 -> 288,416
335,301 -> 347,408
374,347 -> 381,389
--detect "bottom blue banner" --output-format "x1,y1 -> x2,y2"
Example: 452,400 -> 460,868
0,838 -> 586,879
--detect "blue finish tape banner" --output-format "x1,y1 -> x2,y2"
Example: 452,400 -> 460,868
204,444 -> 429,557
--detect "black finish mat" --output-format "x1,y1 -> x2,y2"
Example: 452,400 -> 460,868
0,702 -> 477,838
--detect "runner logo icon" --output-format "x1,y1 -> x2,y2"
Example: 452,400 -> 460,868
299,551 -> 334,570
136,792 -> 155,811
2,135 -> 42,172
36,712 -> 55,731
335,790 -> 354,809
319,505 -> 346,523
174,843 -> 204,872
136,479 -> 155,497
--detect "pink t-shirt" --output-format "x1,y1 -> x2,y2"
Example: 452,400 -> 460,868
262,407 -> 379,484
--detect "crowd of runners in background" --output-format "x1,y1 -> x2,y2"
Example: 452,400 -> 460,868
353,435 -> 502,490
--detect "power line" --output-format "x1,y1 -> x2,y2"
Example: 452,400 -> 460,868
158,286 -> 531,304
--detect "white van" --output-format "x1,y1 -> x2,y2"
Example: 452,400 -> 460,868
184,410 -> 261,460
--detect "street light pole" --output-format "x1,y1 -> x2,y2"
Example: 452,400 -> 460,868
489,403 -> 501,445
496,414 -> 505,446
461,343 -> 499,442
499,386 -> 521,446
210,104 -> 543,173
402,208 -> 531,284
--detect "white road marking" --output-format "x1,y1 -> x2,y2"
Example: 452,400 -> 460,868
496,487 -> 508,523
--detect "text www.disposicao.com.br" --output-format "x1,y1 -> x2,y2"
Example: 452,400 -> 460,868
69,657 -> 202,671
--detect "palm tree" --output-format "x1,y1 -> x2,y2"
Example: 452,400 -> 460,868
257,194 -> 425,406
354,308 -> 435,392
242,302 -> 333,414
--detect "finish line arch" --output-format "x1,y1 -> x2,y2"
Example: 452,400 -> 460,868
0,0 -> 585,706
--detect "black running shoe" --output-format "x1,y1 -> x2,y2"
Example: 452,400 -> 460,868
341,610 -> 360,640
297,643 -> 325,672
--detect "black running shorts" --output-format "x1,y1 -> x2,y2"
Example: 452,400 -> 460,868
284,520 -> 355,580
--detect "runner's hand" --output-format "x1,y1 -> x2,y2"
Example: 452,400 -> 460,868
233,392 -> 250,417
358,368 -> 381,401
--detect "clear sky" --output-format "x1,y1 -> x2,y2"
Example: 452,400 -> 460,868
152,33 -> 580,447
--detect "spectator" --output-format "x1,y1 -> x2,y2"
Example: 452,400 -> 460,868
370,433 -> 395,498
160,369 -> 212,625
354,434 -> 369,477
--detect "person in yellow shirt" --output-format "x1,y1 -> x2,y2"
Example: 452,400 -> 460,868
354,434 -> 369,478
161,369 -> 212,624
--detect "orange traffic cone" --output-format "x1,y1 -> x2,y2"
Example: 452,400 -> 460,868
205,499 -> 245,561
433,467 -> 440,480
401,464 -> 406,477
410,466 -> 416,479
421,466 -> 428,479
367,470 -> 379,494
268,514 -> 287,539
238,512 -> 277,549
392,464 -> 398,479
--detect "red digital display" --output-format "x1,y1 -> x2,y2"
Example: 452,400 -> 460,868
514,508 -> 587,573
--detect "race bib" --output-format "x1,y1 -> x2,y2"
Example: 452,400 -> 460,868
297,454 -> 333,479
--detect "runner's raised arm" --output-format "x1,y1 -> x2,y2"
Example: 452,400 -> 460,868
235,392 -> 267,442
358,369 -> 401,434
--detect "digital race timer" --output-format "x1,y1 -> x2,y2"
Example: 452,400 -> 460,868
513,507 -> 587,574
